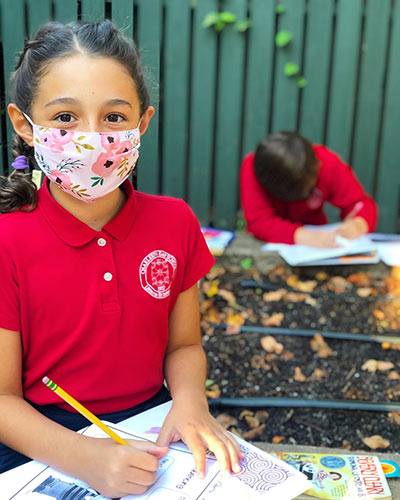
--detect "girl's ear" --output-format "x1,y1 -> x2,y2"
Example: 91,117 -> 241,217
139,105 -> 155,136
7,104 -> 34,147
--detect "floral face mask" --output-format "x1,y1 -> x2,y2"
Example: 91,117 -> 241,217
24,114 -> 141,202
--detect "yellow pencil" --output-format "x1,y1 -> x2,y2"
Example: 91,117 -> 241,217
42,376 -> 129,446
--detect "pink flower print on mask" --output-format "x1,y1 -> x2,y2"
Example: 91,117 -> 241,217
48,169 -> 72,191
91,134 -> 133,178
39,129 -> 75,153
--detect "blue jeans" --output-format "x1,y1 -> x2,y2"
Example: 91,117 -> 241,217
0,385 -> 171,473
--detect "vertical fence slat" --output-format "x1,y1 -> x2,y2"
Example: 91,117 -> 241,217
136,0 -> 162,194
111,0 -> 134,38
0,0 -> 25,170
187,0 -> 217,224
325,0 -> 363,162
351,0 -> 391,196
242,0 -> 275,155
271,0 -> 306,132
298,0 -> 334,144
53,0 -> 77,22
81,0 -> 105,21
213,0 -> 247,228
161,0 -> 190,198
26,0 -> 52,36
376,1 -> 400,233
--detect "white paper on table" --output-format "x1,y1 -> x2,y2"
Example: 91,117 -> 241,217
4,401 -> 309,500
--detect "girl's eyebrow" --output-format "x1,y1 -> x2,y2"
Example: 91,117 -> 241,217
44,97 -> 132,108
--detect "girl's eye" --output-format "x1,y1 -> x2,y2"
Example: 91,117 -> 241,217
55,113 -> 75,123
106,114 -> 124,123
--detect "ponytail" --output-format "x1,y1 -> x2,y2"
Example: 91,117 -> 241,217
0,134 -> 37,213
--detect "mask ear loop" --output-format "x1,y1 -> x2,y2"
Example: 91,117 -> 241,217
23,112 -> 35,127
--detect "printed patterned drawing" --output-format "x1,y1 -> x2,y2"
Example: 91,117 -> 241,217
235,445 -> 295,492
146,487 -> 189,499
32,475 -> 106,499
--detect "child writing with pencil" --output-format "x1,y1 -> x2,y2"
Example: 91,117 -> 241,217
0,21 -> 242,497
240,131 -> 378,247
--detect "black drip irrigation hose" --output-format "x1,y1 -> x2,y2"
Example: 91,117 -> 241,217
212,322 -> 400,344
240,279 -> 399,302
208,397 -> 400,412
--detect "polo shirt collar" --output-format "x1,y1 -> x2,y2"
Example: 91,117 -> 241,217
37,179 -> 136,247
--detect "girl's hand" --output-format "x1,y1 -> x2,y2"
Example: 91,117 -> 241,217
156,400 -> 244,479
334,216 -> 368,240
294,227 -> 339,248
78,436 -> 169,498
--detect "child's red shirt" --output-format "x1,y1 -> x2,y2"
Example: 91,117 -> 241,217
240,144 -> 378,244
0,180 -> 214,413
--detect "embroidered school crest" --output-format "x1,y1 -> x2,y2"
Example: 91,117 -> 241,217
139,250 -> 177,299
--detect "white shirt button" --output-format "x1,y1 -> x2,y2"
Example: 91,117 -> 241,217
103,272 -> 113,282
98,238 -> 106,247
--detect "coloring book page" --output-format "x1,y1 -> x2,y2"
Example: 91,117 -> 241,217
4,402 -> 309,500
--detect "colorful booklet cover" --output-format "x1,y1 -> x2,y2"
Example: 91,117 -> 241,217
201,226 -> 235,256
271,452 -> 391,499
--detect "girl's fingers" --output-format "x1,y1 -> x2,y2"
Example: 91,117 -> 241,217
204,432 -> 232,477
182,431 -> 207,479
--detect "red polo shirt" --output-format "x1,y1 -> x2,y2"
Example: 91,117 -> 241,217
0,180 -> 214,413
240,145 -> 378,244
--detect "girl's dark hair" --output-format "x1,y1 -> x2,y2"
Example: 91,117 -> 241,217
0,20 -> 149,213
254,131 -> 318,202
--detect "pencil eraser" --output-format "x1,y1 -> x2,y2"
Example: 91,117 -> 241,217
42,376 -> 49,384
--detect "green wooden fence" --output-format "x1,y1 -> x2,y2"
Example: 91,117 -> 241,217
0,0 -> 399,233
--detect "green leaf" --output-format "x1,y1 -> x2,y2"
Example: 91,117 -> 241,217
202,11 -> 219,28
206,379 -> 216,388
214,20 -> 226,31
284,61 -> 299,76
240,257 -> 253,270
234,19 -> 251,32
219,11 -> 236,23
82,144 -> 95,150
276,4 -> 286,14
77,136 -> 86,141
75,144 -> 82,153
275,30 -> 292,48
297,76 -> 308,88
236,217 -> 246,232
256,288 -> 263,295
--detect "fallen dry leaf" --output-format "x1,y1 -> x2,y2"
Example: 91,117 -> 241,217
226,310 -> 245,328
281,350 -> 295,361
388,412 -> 400,425
263,290 -> 286,302
316,271 -> 329,281
284,292 -> 307,303
205,383 -> 221,399
225,324 -> 241,335
309,368 -> 328,380
361,359 -> 394,372
206,266 -> 226,280
229,427 -> 243,438
388,371 -> 400,380
294,366 -> 306,382
242,424 -> 266,440
385,383 -> 400,399
347,272 -> 370,287
327,276 -> 351,294
202,279 -> 220,297
251,354 -> 271,371
305,295 -> 317,307
261,312 -> 284,327
381,342 -> 391,350
342,439 -> 352,450
373,309 -> 385,320
203,306 -> 221,324
357,287 -> 373,298
362,435 -> 390,450
255,410 -> 269,423
216,413 -> 238,429
261,335 -> 284,354
239,409 -> 254,419
296,280 -> 318,293
245,415 -> 260,429
218,288 -> 236,304
286,275 -> 298,288
310,334 -> 333,358
272,436 -> 285,444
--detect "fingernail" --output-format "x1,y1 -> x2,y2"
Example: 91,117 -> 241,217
224,469 -> 231,478
233,464 -> 241,473
198,471 -> 205,480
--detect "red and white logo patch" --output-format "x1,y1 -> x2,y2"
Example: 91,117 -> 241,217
139,250 -> 177,299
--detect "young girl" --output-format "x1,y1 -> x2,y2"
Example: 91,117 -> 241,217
0,20 -> 242,497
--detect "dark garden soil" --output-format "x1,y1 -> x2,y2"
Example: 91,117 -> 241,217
200,258 -> 400,453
